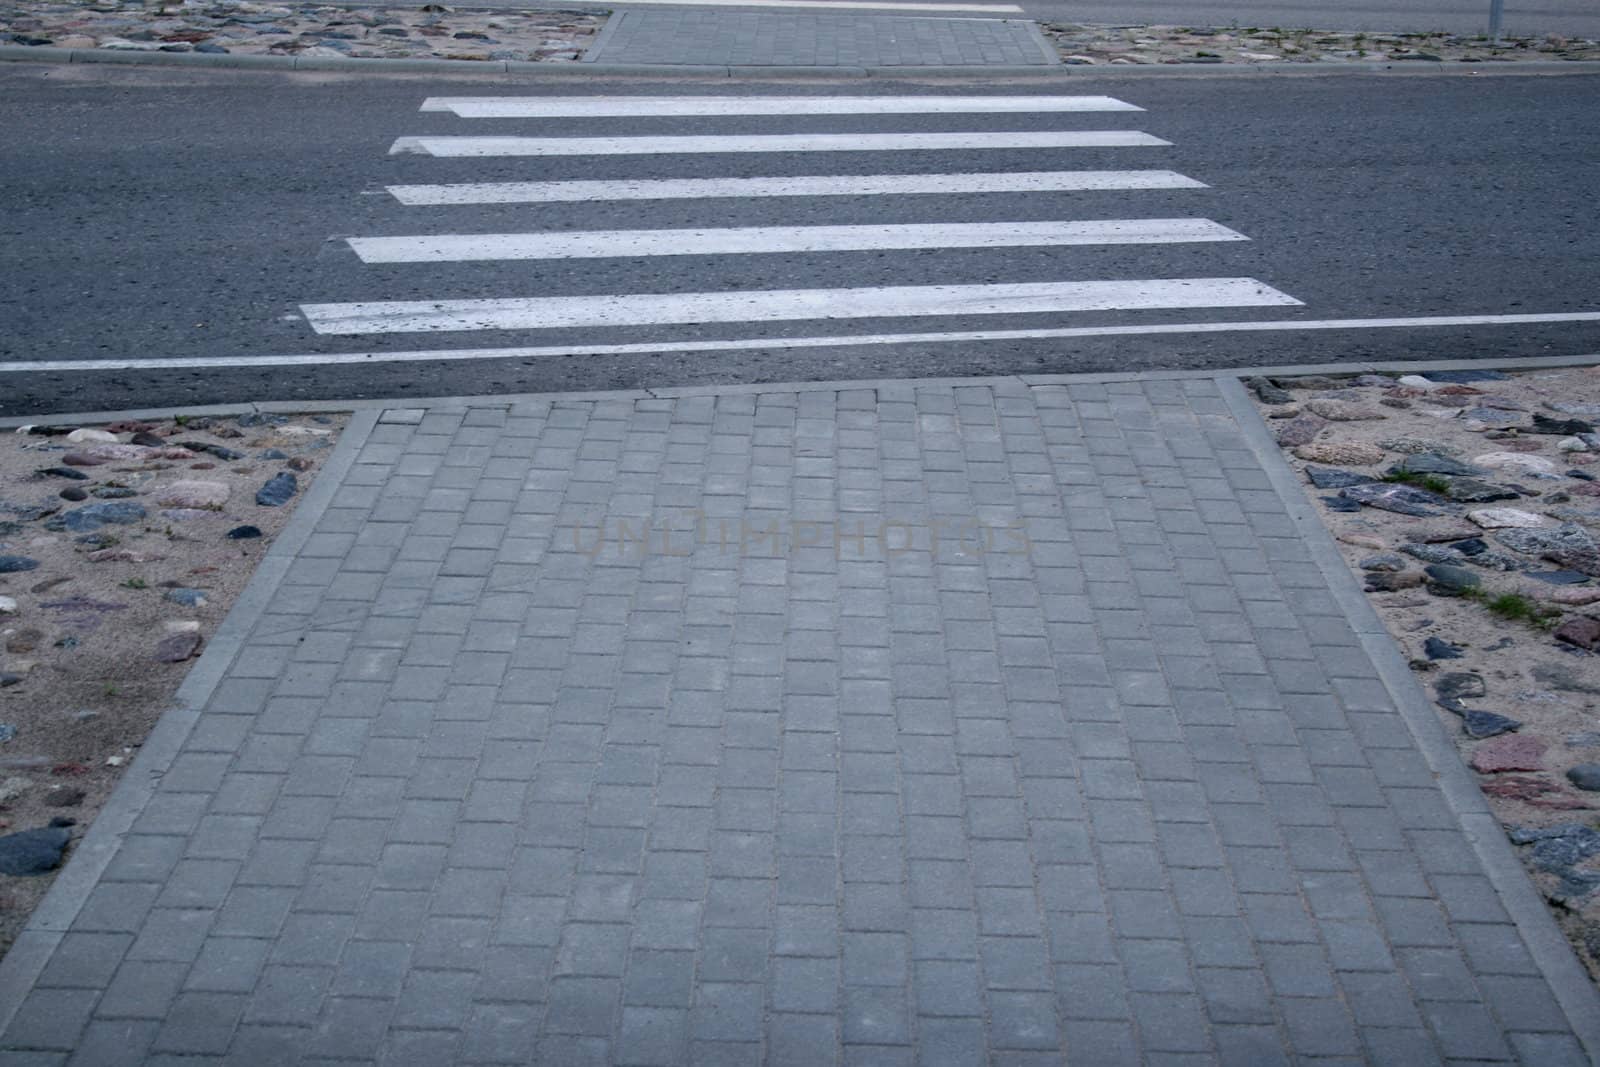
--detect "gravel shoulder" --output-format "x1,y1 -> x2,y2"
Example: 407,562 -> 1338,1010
1039,24 -> 1600,65
0,411 -> 343,957
0,0 -> 602,62
1249,365 -> 1600,980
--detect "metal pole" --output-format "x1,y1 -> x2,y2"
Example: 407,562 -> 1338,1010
1489,0 -> 1504,44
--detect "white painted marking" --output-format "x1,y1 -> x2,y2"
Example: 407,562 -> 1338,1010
8,313 -> 1598,373
596,0 -> 1021,12
299,279 -> 1300,335
388,170 -> 1206,205
419,95 -> 1141,118
348,219 -> 1248,264
389,131 -> 1171,157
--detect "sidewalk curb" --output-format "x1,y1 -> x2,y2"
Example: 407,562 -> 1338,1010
4,352 -> 1599,431
0,408 -> 380,1039
2,42 -> 1595,77
1219,376 -> 1600,1063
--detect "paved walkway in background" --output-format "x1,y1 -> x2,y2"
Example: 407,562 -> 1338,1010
0,376 -> 1595,1065
585,11 -> 1057,66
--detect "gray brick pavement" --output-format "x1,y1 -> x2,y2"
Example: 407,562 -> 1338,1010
0,379 -> 1592,1064
586,10 -> 1056,67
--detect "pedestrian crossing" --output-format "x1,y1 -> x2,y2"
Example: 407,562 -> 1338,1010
305,92 -> 1302,342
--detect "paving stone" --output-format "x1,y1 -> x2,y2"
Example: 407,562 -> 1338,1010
0,384 -> 1581,1063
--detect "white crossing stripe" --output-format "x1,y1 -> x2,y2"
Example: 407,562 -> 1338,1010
390,131 -> 1171,157
300,279 -> 1301,335
10,313 -> 1599,373
419,95 -> 1142,118
582,0 -> 1024,11
348,219 -> 1248,264
388,170 -> 1205,205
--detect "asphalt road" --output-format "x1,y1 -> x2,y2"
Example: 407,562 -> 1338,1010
1,64 -> 1597,416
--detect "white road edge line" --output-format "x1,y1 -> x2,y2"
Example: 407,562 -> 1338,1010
7,313 -> 1599,373
387,170 -> 1207,205
389,131 -> 1172,157
347,220 -> 1249,263
586,0 -> 1024,11
299,279 -> 1301,335
418,95 -> 1142,117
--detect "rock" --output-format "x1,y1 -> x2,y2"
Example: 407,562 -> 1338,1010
1323,497 -> 1361,513
130,432 -> 167,447
5,630 -> 42,654
1305,399 -> 1386,421
1495,524 -> 1600,576
1424,564 -> 1480,597
174,441 -> 243,461
0,778 -> 28,804
35,467 -> 88,481
1469,508 -> 1546,529
1294,441 -> 1385,466
1554,616 -> 1600,652
1470,734 -> 1547,773
1390,453 -> 1485,477
164,588 -> 208,608
1450,537 -> 1488,555
1461,710 -> 1523,739
258,449 -> 290,460
166,620 -> 201,634
59,487 -> 89,502
1275,413 -> 1327,447
156,481 -> 229,509
1462,408 -> 1526,428
1473,453 -> 1559,477
161,508 -> 220,523
1440,478 -> 1520,504
44,788 -> 85,808
0,827 -> 70,875
287,457 -> 315,473
154,632 -> 202,663
1527,570 -> 1591,585
91,487 -> 137,499
1306,466 -> 1378,489
1531,414 -> 1595,436
1545,587 -> 1600,606
0,557 -> 40,574
1535,663 -> 1600,695
1337,533 -> 1386,550
1340,482 -> 1447,517
226,525 -> 262,540
1358,553 -> 1407,572
256,473 -> 298,507
1481,776 -> 1584,807
45,502 -> 147,533
0,597 -> 15,615
65,429 -> 117,444
1380,436 -> 1460,455
1246,376 -> 1294,404
1435,671 -> 1487,707
1365,571 -> 1424,593
1559,437 -> 1591,453
85,549 -> 163,564
1401,543 -> 1462,565
1569,766 -> 1600,791
1424,637 -> 1463,660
